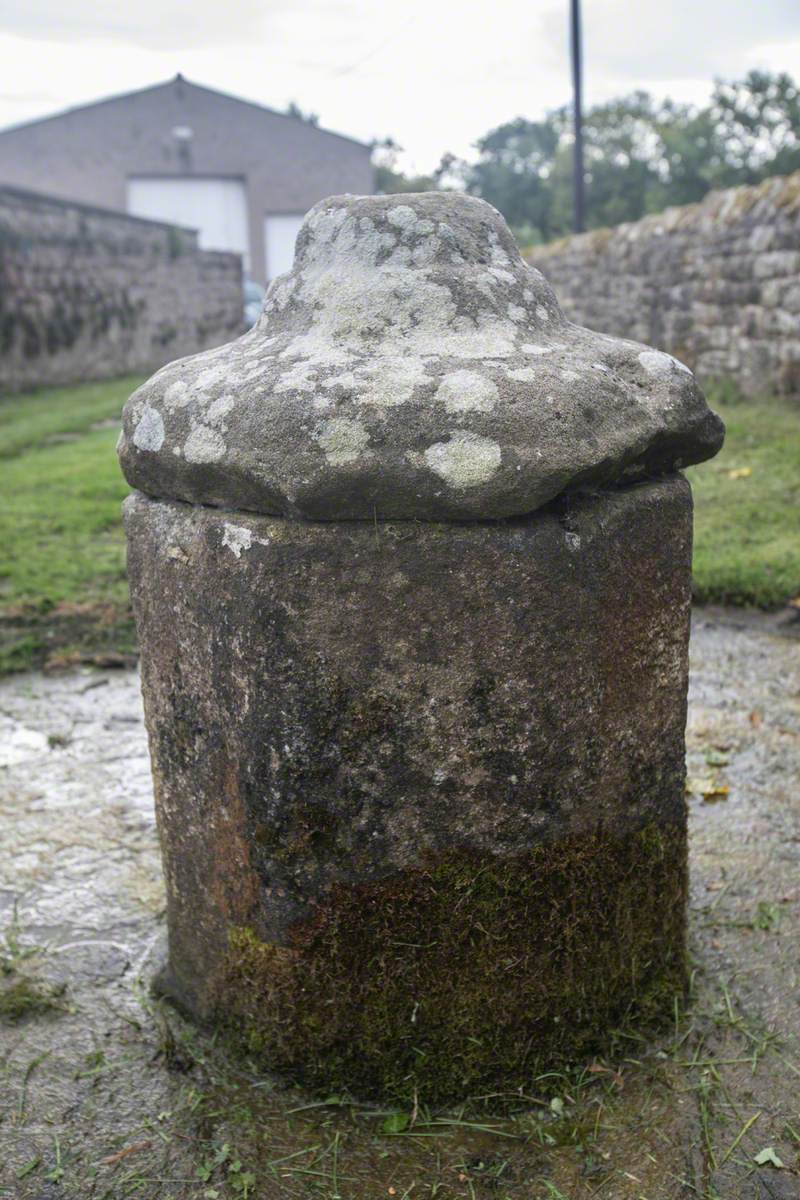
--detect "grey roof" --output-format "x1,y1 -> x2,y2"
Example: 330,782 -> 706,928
0,75 -> 371,152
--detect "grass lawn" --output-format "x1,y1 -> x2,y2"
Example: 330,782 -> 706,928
687,384 -> 800,608
0,377 -> 141,674
0,376 -> 797,674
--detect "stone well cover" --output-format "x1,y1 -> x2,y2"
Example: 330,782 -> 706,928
118,193 -> 724,520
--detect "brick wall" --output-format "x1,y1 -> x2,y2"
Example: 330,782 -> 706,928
0,185 -> 244,393
526,173 -> 800,396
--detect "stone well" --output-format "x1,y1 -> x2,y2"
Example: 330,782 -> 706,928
119,192 -> 724,1104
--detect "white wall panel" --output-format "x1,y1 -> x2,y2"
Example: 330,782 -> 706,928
127,177 -> 249,268
265,213 -> 305,280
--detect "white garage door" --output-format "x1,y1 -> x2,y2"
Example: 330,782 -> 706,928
265,213 -> 305,280
127,177 -> 249,268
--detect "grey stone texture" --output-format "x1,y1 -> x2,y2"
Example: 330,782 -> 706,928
125,477 -> 693,1096
120,193 -> 726,1099
119,192 -> 723,521
526,172 -> 800,397
126,478 -> 692,975
0,185 -> 244,394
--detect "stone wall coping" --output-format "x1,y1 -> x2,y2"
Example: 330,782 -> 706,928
0,181 -> 203,238
530,171 -> 800,262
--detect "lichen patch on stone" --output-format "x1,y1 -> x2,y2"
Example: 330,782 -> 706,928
315,417 -> 370,465
163,380 -> 191,409
638,350 -> 693,376
222,523 -> 253,558
184,425 -> 226,464
424,433 -> 502,489
436,371 -> 498,413
132,406 -> 165,452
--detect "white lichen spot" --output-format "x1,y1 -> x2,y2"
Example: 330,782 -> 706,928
184,425 -> 226,463
275,361 -> 317,393
508,304 -> 525,322
321,372 -> 359,390
521,343 -> 552,356
565,532 -> 582,552
424,433 -> 502,489
523,288 -> 534,302
387,205 -> 419,232
195,363 -> 230,391
488,267 -> 516,285
507,367 -> 539,383
163,379 -> 191,408
489,234 -> 512,268
315,418 -> 370,466
592,363 -> 610,373
355,356 -> 430,407
638,349 -> 693,376
560,369 -> 581,382
132,405 -> 165,452
536,305 -> 550,322
222,523 -> 253,558
436,370 -> 498,413
206,394 -> 235,423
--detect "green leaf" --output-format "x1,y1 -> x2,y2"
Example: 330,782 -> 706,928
231,1171 -> 257,1197
753,902 -> 781,932
754,1146 -> 784,1168
382,1111 -> 411,1134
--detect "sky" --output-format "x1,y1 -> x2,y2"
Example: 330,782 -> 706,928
1,0 -> 799,173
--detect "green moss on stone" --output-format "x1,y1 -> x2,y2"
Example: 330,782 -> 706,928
0,975 -> 65,1022
215,821 -> 687,1105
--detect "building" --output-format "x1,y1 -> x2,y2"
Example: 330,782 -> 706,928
0,75 -> 374,286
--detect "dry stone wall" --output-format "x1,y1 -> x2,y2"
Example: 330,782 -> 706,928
0,185 -> 244,393
526,172 -> 800,396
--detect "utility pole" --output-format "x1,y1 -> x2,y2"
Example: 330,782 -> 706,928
570,0 -> 585,232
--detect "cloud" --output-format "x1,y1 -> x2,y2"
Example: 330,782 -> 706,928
0,0 -> 271,49
0,0 -> 799,171
541,0 -> 800,85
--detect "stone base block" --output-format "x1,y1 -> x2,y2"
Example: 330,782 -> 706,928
125,476 -> 693,1103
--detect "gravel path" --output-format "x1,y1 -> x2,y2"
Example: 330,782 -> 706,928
1,611 -> 798,1199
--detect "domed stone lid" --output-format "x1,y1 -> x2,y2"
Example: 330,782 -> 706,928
118,192 -> 724,520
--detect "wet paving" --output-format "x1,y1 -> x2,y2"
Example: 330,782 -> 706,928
1,610 -> 799,1199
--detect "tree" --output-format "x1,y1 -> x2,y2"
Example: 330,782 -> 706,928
710,71 -> 800,183
372,138 -> 456,195
370,70 -> 800,243
463,118 -> 560,241
285,101 -> 319,126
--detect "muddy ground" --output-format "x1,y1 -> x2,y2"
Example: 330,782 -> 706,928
1,609 -> 798,1200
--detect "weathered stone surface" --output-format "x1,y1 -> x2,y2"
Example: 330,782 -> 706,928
119,193 -> 723,520
0,185 -> 243,395
125,476 -> 692,1100
526,171 -> 800,398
